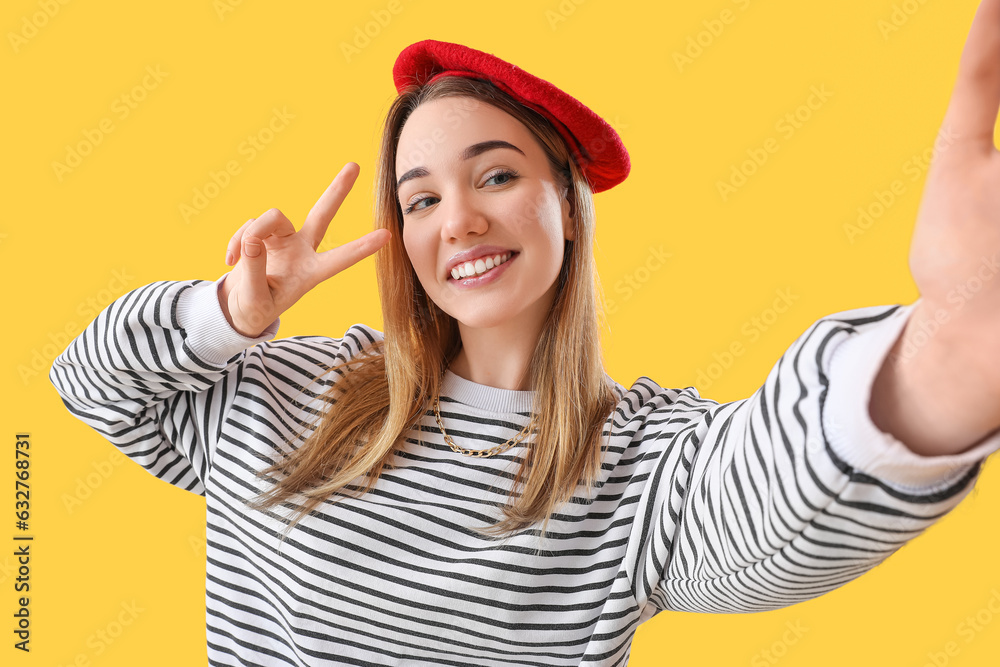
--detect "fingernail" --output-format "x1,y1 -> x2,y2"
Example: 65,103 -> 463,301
245,240 -> 260,258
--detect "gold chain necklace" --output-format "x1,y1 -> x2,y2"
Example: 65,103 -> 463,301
432,394 -> 536,458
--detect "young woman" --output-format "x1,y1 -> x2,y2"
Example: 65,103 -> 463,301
49,12 -> 1000,666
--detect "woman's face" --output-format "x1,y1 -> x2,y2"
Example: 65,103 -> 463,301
396,96 -> 574,333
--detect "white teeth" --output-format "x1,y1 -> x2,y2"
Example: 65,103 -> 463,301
451,252 -> 513,279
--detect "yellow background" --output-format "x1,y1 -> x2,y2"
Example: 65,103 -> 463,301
4,0 -> 999,664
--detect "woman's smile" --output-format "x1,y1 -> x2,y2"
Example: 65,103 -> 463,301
448,250 -> 518,286
396,96 -> 573,332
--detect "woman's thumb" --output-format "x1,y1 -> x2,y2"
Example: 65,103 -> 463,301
241,235 -> 267,281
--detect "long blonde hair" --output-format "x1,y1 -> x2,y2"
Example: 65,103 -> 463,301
247,75 -> 618,539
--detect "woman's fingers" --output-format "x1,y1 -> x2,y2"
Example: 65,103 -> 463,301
224,165 -> 377,325
236,232 -> 273,326
242,208 -> 298,245
240,208 -> 295,254
300,163 -> 361,250
940,0 -> 1000,156
315,229 -> 391,283
230,161 -> 361,266
227,208 -> 295,268
241,234 -> 267,279
226,219 -> 255,266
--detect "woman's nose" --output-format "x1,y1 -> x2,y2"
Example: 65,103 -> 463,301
440,190 -> 488,240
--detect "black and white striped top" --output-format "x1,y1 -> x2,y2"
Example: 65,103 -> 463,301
49,274 -> 999,666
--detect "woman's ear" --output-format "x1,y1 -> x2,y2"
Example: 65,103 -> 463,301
562,186 -> 577,241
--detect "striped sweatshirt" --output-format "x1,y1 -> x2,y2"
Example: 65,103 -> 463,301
49,273 -> 1000,666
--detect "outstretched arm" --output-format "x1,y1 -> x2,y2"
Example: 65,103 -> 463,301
626,302 -> 999,618
871,0 -> 1000,456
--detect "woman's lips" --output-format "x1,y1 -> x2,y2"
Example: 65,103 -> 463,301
448,251 -> 518,287
449,251 -> 514,280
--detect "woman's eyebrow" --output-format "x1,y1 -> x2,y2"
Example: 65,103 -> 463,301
396,140 -> 525,190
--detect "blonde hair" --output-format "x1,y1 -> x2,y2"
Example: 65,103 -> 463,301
247,75 -> 618,540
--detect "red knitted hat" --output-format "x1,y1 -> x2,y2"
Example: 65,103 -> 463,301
392,39 -> 630,194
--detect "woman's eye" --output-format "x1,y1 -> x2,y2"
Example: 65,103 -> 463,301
485,169 -> 519,186
402,169 -> 519,215
404,196 -> 437,214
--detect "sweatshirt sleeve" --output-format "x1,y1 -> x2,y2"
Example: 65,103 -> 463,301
48,273 -> 280,495
630,300 -> 1000,618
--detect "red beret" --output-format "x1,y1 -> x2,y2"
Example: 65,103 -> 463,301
392,39 -> 630,194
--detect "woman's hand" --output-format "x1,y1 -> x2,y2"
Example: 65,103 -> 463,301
868,0 -> 1000,456
908,0 -> 1000,335
219,162 -> 391,337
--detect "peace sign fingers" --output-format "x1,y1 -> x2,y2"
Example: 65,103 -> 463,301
299,162 -> 362,251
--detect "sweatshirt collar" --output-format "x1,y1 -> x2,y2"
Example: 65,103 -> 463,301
441,369 -> 535,414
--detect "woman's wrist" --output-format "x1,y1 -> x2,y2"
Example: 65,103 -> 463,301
216,274 -> 258,337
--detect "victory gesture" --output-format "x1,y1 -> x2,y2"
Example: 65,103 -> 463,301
871,0 -> 1000,456
219,162 -> 391,338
